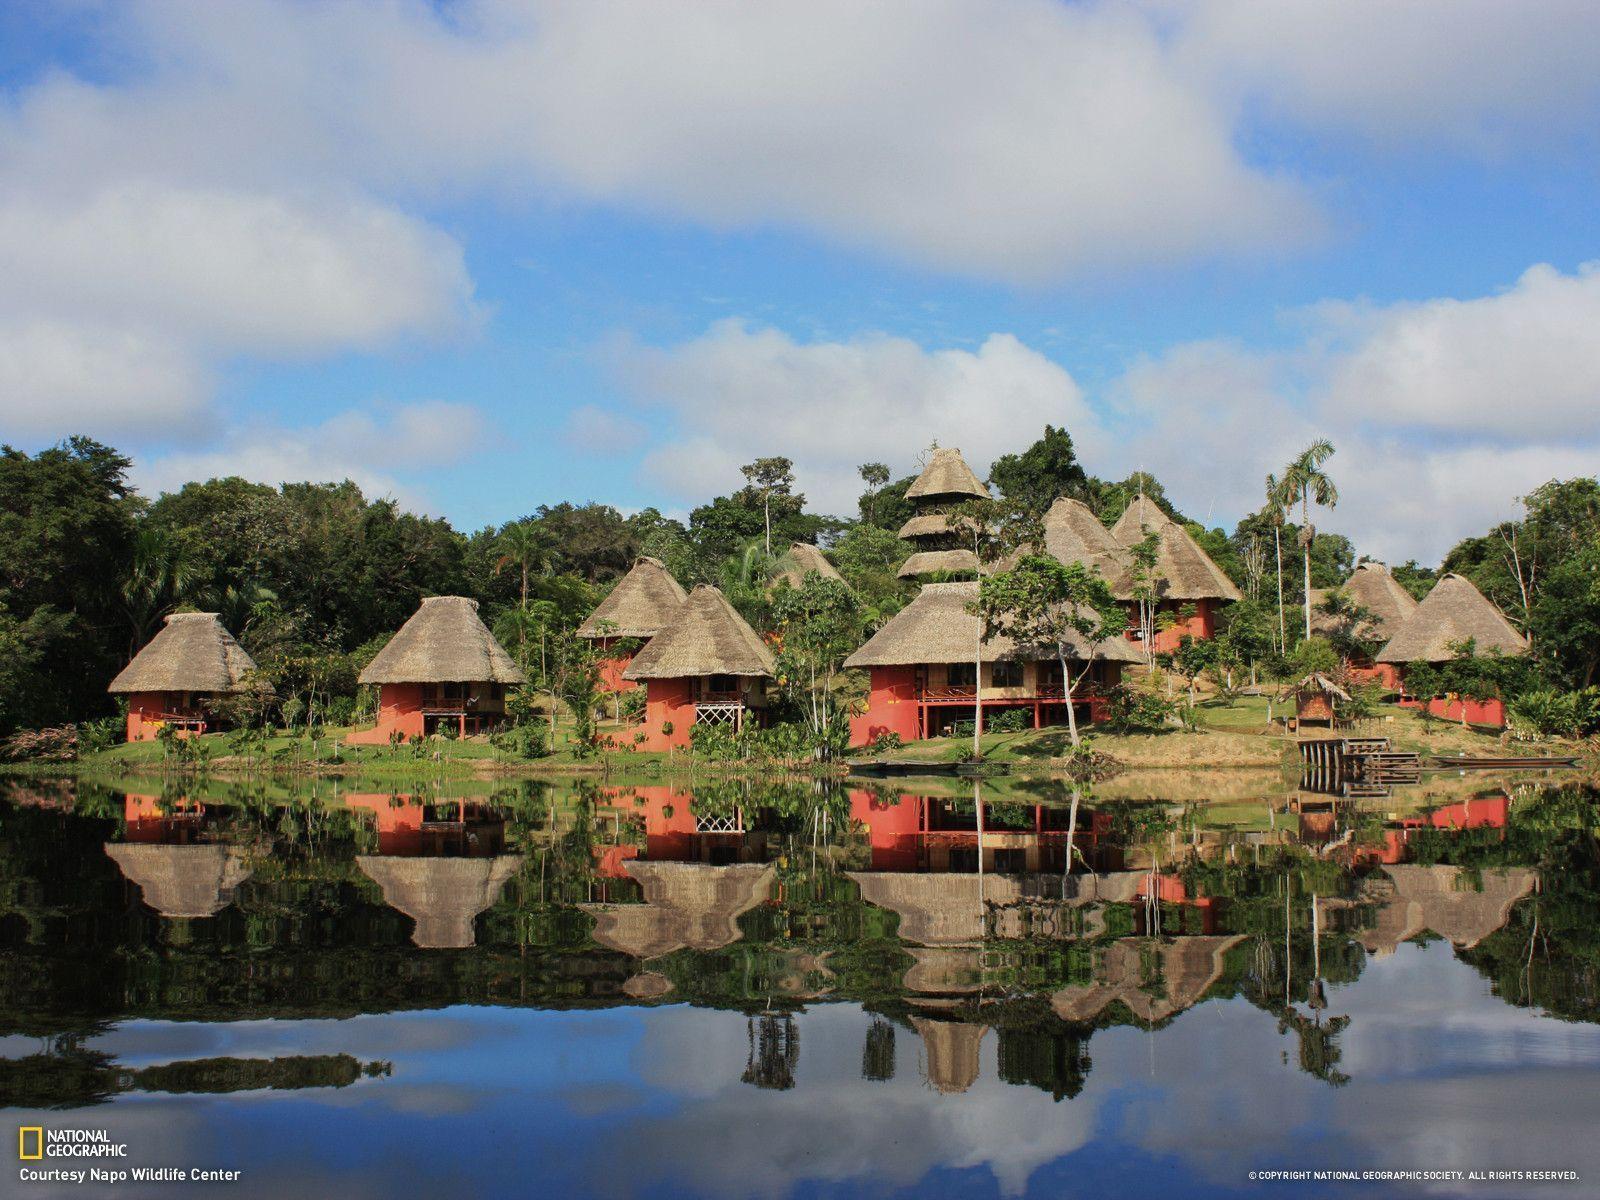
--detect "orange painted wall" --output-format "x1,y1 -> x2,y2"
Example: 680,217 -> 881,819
1346,660 -> 1403,691
1145,598 -> 1218,655
593,639 -> 638,693
124,691 -> 207,742
346,683 -> 427,744
1399,693 -> 1507,728
849,666 -> 921,747
637,678 -> 696,751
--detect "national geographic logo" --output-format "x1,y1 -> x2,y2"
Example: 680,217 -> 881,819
16,1126 -> 128,1158
18,1127 -> 41,1160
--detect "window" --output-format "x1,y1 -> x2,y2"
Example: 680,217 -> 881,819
946,663 -> 977,688
991,661 -> 1023,688
708,674 -> 737,695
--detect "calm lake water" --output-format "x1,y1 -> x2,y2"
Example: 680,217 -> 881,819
2,773 -> 1596,1198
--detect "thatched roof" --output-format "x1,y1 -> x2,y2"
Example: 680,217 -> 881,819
771,543 -> 845,590
105,843 -> 251,919
848,870 -> 1146,945
622,585 -> 775,680
108,612 -> 257,695
1376,573 -> 1527,663
1109,496 -> 1242,602
898,549 -> 979,578
912,1018 -> 988,1094
897,513 -> 956,540
1311,562 -> 1419,642
359,596 -> 526,685
906,447 -> 990,501
581,861 -> 776,959
844,581 -> 1141,669
1051,935 -> 1245,1024
1358,865 -> 1536,957
356,855 -> 523,948
578,556 -> 688,639
1040,498 -> 1134,597
1294,673 -> 1351,701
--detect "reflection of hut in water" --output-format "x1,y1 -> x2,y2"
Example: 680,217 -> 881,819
621,971 -> 675,1000
581,861 -> 775,959
355,855 -> 523,949
849,870 -> 1147,945
120,794 -> 207,843
742,1013 -> 799,1090
912,1017 -> 989,1094
343,794 -> 508,855
996,1025 -> 1092,1101
1358,865 -> 1535,957
1051,935 -> 1245,1024
850,792 -> 1124,874
592,787 -> 770,868
105,843 -> 251,919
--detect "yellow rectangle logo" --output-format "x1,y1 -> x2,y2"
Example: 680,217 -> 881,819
19,1126 -> 42,1160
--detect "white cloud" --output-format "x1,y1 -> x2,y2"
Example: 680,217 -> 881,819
565,405 -> 648,456
1171,0 -> 1600,150
1109,262 -> 1600,561
613,320 -> 1103,513
132,402 -> 488,513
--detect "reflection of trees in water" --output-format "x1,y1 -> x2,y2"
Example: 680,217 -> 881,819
1277,1010 -> 1351,1087
743,1013 -> 799,1090
862,1015 -> 895,1081
997,1026 -> 1090,1101
0,1048 -> 390,1110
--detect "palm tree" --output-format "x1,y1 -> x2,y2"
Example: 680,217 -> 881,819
495,521 -> 555,660
1264,472 -> 1290,655
122,526 -> 207,654
1280,440 -> 1340,642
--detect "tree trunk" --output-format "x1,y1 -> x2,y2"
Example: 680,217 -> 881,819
1301,492 -> 1314,642
1274,525 -> 1286,654
1060,647 -> 1080,747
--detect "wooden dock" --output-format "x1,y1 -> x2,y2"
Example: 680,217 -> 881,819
1298,737 -> 1420,784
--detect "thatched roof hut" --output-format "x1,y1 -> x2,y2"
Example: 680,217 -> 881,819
911,1018 -> 988,1094
844,581 -> 1141,670
105,843 -> 251,919
622,585 -> 775,680
1050,935 -> 1244,1024
848,870 -> 1146,945
359,596 -> 526,685
905,447 -> 990,501
1109,497 -> 1242,602
1376,574 -> 1527,664
356,855 -> 523,948
771,542 -> 846,590
581,861 -> 776,959
896,548 -> 980,579
108,613 -> 257,695
1358,865 -> 1536,957
1310,562 -> 1419,643
1040,497 -> 1133,597
578,556 -> 688,639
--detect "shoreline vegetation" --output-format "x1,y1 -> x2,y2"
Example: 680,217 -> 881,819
7,693 -> 1592,789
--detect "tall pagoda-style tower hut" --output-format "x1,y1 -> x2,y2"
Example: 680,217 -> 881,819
348,596 -> 526,743
1376,573 -> 1527,727
576,556 -> 688,692
1309,562 -> 1419,689
622,585 -> 776,751
108,612 -> 258,742
1109,496 -> 1241,654
843,580 -> 1140,745
896,447 -> 991,579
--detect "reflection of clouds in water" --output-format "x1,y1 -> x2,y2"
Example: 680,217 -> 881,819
613,1004 -> 1095,1198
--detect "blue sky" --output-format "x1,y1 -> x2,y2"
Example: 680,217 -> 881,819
3,1 -> 1598,561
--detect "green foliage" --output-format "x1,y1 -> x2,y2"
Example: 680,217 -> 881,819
1101,684 -> 1178,733
987,424 -> 1090,515
1508,689 -> 1600,740
771,575 -> 866,756
1288,637 -> 1340,677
